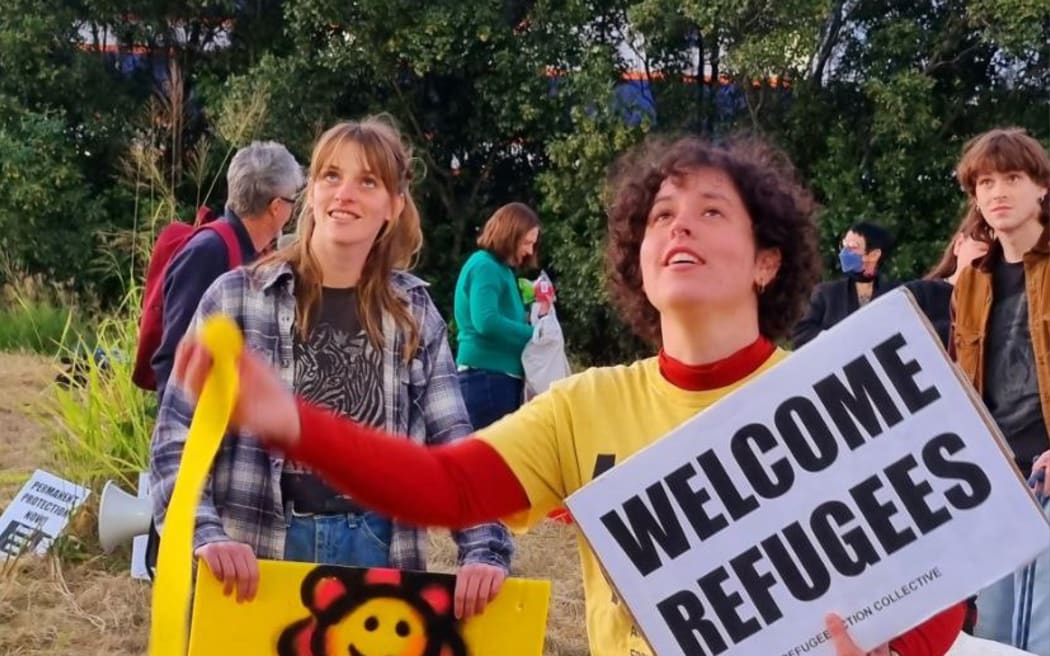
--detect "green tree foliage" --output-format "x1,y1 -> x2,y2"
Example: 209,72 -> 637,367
0,0 -> 1046,363
794,0 -> 1049,278
0,2 -> 134,293
0,1 -> 287,295
539,0 -> 1048,361
0,105 -> 111,285
225,0 -> 593,306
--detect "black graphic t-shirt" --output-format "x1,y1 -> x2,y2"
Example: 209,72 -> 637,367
983,259 -> 1048,477
282,286 -> 385,507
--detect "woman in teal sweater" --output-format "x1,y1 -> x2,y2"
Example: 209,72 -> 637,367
454,202 -> 542,429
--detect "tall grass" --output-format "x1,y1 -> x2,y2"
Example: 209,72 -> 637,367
0,298 -> 75,354
27,64 -> 270,502
0,66 -> 280,576
0,258 -> 82,355
38,286 -> 155,492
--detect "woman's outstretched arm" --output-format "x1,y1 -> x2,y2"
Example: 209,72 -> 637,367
288,400 -> 530,529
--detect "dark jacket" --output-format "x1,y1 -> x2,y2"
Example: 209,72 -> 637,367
901,279 -> 953,348
151,210 -> 257,399
791,275 -> 898,348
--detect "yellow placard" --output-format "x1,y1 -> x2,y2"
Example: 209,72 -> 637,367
148,315 -> 552,655
189,560 -> 551,655
150,316 -> 243,656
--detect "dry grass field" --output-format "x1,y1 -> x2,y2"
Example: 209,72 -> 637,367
0,353 -> 587,655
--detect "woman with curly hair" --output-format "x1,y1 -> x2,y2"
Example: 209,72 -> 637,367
172,135 -> 965,654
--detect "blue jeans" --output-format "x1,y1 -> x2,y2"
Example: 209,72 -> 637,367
459,369 -> 523,430
975,494 -> 1050,655
283,509 -> 392,568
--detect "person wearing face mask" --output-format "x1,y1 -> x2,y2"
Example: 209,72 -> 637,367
791,221 -> 897,348
453,203 -> 543,430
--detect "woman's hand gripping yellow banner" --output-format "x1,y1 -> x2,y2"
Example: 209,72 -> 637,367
149,316 -> 242,656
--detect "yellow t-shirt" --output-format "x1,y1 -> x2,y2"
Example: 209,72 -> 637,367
478,350 -> 787,656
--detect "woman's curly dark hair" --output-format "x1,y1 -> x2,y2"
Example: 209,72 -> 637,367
606,135 -> 822,345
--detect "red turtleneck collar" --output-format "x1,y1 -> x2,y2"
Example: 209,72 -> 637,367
658,337 -> 776,391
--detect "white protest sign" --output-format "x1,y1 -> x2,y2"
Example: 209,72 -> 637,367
0,469 -> 90,560
566,290 -> 1050,656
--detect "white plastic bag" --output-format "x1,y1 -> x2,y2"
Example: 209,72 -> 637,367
522,307 -> 571,400
945,632 -> 1038,656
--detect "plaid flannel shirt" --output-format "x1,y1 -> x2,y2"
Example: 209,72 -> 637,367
149,262 -> 513,571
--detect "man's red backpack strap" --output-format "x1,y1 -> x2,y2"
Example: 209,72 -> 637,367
131,211 -> 242,390
207,221 -> 243,268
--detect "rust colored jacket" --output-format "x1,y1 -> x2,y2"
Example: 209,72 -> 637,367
951,228 -> 1050,444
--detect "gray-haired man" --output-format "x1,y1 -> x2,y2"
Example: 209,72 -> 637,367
152,141 -> 303,400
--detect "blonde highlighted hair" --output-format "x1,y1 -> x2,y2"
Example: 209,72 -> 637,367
258,116 -> 423,360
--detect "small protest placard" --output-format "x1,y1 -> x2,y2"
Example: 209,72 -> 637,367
0,469 -> 90,560
189,561 -> 551,655
565,290 -> 1050,656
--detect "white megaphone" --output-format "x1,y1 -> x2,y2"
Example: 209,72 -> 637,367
98,480 -> 152,553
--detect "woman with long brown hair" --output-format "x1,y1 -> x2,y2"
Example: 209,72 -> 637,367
903,215 -> 988,347
149,117 -> 512,619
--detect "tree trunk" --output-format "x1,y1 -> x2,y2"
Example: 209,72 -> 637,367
708,30 -> 720,133
442,180 -> 466,265
809,0 -> 857,87
694,27 -> 705,132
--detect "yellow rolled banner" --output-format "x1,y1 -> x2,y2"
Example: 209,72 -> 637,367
147,315 -> 552,655
149,315 -> 243,656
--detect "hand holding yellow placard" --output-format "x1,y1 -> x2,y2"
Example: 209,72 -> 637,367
147,316 -> 552,655
150,316 -> 243,656
189,561 -> 552,656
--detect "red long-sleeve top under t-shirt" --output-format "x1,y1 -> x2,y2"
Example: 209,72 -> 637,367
285,341 -> 965,656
